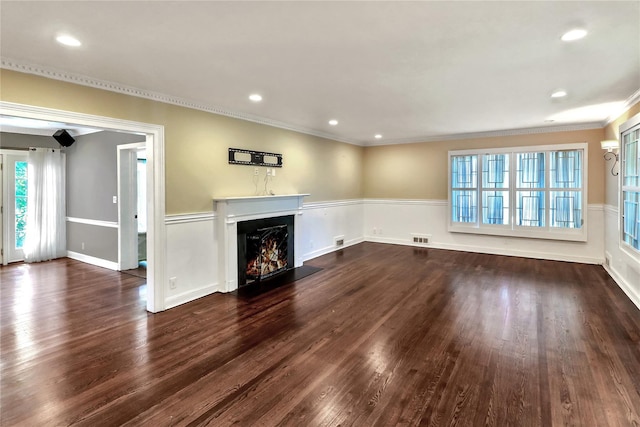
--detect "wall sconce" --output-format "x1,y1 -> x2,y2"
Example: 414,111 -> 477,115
601,139 -> 620,176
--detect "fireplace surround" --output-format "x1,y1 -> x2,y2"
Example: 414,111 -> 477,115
213,194 -> 308,292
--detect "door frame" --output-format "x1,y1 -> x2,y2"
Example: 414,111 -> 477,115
0,101 -> 166,313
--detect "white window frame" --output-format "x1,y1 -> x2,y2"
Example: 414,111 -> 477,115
448,143 -> 588,242
619,112 -> 640,262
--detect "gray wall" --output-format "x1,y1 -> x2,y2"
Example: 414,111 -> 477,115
1,130 -> 145,263
67,222 -> 119,261
67,131 -> 144,222
66,131 -> 145,262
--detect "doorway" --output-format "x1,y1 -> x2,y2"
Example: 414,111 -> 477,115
0,151 -> 28,263
0,101 -> 166,313
118,142 -> 147,278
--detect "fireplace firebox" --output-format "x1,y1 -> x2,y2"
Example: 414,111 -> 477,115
237,215 -> 295,287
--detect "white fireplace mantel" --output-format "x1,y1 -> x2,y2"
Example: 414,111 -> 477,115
213,194 -> 309,292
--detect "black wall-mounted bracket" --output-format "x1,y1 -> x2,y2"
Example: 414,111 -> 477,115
228,148 -> 283,167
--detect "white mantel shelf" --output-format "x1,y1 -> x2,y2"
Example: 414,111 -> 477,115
213,194 -> 310,202
213,194 -> 309,221
213,194 -> 309,292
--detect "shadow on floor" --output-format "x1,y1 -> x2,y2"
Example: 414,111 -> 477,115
233,265 -> 322,299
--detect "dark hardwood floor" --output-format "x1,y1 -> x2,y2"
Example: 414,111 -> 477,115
1,242 -> 639,426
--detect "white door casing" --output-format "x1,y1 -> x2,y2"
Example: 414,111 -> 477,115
0,102 -> 166,313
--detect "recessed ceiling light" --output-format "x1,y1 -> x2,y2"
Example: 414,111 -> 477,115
551,90 -> 567,98
56,34 -> 81,47
328,119 -> 338,126
249,94 -> 262,102
374,134 -> 383,139
561,29 -> 587,42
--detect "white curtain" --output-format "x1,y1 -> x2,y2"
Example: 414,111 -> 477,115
23,148 -> 67,263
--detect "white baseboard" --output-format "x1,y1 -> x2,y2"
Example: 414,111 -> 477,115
430,242 -> 603,264
603,264 -> 640,311
364,236 -> 409,246
165,283 -> 220,309
67,250 -> 119,270
363,236 -> 603,264
302,237 -> 364,261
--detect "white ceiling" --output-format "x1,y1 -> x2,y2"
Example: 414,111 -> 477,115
0,115 -> 101,137
1,1 -> 639,146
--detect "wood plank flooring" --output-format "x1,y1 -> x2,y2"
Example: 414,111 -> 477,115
1,242 -> 639,426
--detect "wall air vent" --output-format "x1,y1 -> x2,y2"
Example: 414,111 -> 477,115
411,234 -> 431,245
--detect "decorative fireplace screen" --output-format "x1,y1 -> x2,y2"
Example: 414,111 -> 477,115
245,224 -> 289,281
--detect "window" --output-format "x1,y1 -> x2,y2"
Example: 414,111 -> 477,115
621,122 -> 640,253
448,143 -> 587,241
14,160 -> 28,249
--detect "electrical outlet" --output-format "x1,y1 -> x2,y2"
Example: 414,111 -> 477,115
169,277 -> 177,289
373,227 -> 377,235
81,242 -> 85,250
254,168 -> 259,176
112,196 -> 117,204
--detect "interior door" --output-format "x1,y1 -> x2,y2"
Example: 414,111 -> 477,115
0,154 -> 3,264
2,152 -> 28,263
117,145 -> 140,270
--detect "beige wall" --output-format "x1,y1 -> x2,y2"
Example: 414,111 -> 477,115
603,101 -> 640,206
3,69 -> 634,211
0,70 -> 364,214
363,128 -> 606,204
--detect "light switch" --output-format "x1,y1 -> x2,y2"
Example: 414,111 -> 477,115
113,196 -> 117,204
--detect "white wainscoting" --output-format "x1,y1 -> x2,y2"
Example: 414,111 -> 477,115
164,212 -> 219,309
161,199 -> 638,311
603,205 -> 640,310
363,199 -> 605,265
162,201 -> 365,308
66,216 -> 119,270
301,199 -> 364,260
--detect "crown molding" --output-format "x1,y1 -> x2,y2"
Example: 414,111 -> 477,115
602,88 -> 640,127
1,57 -> 625,149
364,122 -> 604,146
1,58 -> 362,146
